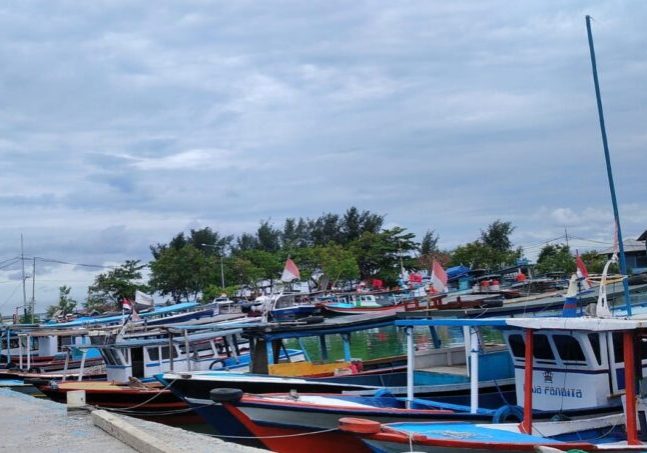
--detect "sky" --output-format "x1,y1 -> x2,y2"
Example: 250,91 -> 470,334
0,1 -> 646,313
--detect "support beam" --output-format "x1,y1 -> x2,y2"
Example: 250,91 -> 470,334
319,335 -> 329,361
341,334 -> 351,362
77,350 -> 87,382
469,328 -> 479,414
184,330 -> 191,372
520,329 -> 534,434
406,327 -> 414,409
624,330 -> 639,445
429,326 -> 441,349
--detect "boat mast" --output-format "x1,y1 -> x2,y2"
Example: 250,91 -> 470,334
585,15 -> 632,315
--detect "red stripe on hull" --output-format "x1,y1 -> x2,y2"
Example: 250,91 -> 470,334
224,403 -> 370,453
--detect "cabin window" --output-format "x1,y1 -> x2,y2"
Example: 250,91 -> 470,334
147,347 -> 159,361
588,334 -> 602,365
507,334 -> 525,357
613,332 -> 623,363
161,346 -> 179,360
553,335 -> 586,363
533,335 -> 555,361
103,349 -> 124,366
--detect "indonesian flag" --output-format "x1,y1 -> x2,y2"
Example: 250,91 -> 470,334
122,298 -> 133,311
575,252 -> 591,290
281,258 -> 300,282
430,260 -> 448,293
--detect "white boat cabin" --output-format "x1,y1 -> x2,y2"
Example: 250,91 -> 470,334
502,319 -> 647,411
89,327 -> 244,383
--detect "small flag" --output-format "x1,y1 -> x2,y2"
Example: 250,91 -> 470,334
371,278 -> 384,289
430,260 -> 448,293
122,298 -> 133,311
575,252 -> 591,290
281,258 -> 300,282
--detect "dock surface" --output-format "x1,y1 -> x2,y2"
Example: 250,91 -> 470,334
0,388 -> 265,453
0,388 -> 134,453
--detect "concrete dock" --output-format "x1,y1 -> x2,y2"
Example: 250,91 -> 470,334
0,389 -> 264,452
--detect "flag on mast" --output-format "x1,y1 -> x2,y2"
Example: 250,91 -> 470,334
430,260 -> 448,293
281,258 -> 300,282
575,252 -> 592,290
122,298 -> 133,311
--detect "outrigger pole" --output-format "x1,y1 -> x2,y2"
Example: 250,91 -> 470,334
585,15 -> 632,316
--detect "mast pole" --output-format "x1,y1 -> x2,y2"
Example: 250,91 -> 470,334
585,15 -> 631,315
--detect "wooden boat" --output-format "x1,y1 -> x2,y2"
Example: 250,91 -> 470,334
337,414 -> 639,452
37,380 -> 201,425
320,292 -> 408,315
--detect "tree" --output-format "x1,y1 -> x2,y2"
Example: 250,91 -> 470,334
535,244 -> 575,275
46,285 -> 77,318
256,220 -> 281,252
449,220 -> 522,270
316,243 -> 360,287
481,220 -> 515,252
420,230 -> 439,256
350,226 -> 417,285
579,250 -> 610,274
148,245 -> 213,303
86,261 -> 149,312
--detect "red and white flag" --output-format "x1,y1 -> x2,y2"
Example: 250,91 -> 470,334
281,258 -> 300,282
122,298 -> 133,311
430,260 -> 448,293
575,252 -> 591,290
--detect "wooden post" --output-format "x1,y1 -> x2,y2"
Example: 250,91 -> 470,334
520,329 -> 534,434
624,330 -> 639,445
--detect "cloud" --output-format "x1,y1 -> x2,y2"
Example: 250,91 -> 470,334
0,1 -> 646,311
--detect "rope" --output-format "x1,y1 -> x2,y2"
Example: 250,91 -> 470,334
94,378 -> 177,412
205,427 -> 339,440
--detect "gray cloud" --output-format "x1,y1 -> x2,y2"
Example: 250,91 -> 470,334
0,1 -> 646,310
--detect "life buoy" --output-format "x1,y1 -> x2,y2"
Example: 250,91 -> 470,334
492,404 -> 524,423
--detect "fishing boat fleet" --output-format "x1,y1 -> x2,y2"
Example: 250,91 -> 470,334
3,254 -> 647,452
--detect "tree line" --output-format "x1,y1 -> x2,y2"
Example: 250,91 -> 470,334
45,207 -> 610,316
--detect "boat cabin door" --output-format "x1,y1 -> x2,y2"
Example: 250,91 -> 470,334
131,347 -> 145,378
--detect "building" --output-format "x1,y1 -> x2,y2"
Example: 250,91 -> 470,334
601,233 -> 647,274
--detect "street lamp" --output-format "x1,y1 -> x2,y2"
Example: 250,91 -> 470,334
201,244 -> 225,288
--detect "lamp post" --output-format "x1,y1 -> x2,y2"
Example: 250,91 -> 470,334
201,244 -> 225,288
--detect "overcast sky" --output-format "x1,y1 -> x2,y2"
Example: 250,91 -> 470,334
1,1 -> 646,313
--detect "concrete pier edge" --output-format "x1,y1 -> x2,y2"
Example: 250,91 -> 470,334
91,409 -> 265,453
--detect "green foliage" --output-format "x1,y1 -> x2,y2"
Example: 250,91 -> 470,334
580,250 -> 616,274
350,226 -> 417,285
535,244 -> 575,275
151,227 -> 232,259
86,261 -> 148,312
480,220 -> 515,252
202,284 -> 238,302
46,285 -> 77,318
420,230 -> 439,256
316,243 -> 360,286
448,220 -> 522,269
149,245 -> 213,303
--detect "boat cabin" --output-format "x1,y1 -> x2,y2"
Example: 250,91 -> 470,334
86,327 -> 244,382
502,320 -> 647,411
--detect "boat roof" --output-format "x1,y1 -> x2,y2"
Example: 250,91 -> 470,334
396,316 -> 647,332
245,312 -> 397,341
40,302 -> 199,328
75,327 -> 244,349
